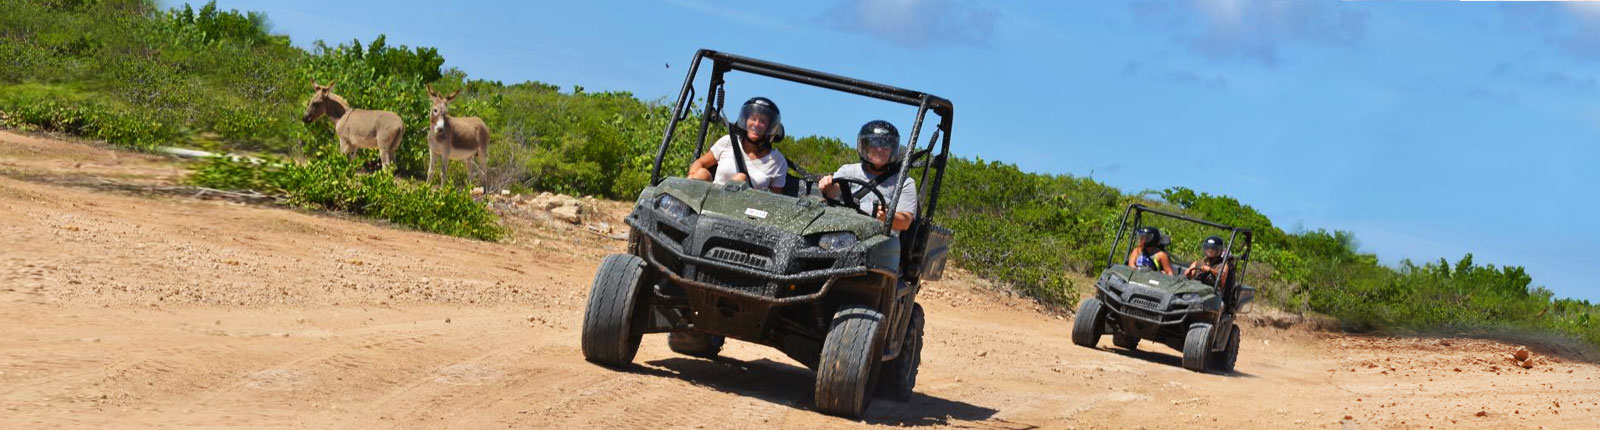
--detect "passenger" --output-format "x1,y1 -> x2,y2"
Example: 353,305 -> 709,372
1184,235 -> 1233,289
818,120 -> 918,231
1127,226 -> 1174,275
687,97 -> 788,193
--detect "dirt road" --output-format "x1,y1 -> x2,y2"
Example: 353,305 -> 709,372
2,131 -> 1597,429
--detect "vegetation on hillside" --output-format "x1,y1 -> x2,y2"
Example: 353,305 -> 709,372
3,0 -> 1594,348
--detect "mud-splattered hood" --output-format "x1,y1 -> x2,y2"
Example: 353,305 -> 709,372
647,177 -> 886,239
1103,265 -> 1216,297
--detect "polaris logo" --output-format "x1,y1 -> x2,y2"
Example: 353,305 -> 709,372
710,223 -> 782,245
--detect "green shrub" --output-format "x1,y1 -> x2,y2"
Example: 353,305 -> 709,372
0,83 -> 173,150
190,152 -> 503,241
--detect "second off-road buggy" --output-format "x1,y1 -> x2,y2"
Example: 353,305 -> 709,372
580,49 -> 955,418
1071,204 -> 1257,373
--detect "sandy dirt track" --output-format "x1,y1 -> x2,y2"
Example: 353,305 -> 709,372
2,130 -> 1598,429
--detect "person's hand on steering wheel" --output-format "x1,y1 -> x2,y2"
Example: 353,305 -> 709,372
819,176 -> 889,218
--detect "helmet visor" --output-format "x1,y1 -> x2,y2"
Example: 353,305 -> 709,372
857,128 -> 902,166
738,103 -> 780,141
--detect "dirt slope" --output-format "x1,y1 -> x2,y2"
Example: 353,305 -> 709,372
2,130 -> 1597,429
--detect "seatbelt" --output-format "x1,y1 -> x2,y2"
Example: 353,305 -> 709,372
725,121 -> 752,187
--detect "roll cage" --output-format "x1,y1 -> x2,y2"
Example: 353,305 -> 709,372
648,49 -> 954,234
1108,204 -> 1255,279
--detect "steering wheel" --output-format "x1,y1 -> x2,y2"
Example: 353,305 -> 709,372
825,177 -> 889,218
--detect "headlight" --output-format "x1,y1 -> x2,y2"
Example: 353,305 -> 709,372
1176,292 -> 1199,302
815,232 -> 858,251
654,194 -> 695,224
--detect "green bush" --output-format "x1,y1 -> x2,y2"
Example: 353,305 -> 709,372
0,83 -> 173,150
190,151 -> 503,241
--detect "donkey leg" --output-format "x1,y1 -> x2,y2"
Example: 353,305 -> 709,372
441,155 -> 452,190
378,139 -> 394,172
425,151 -> 433,185
427,148 -> 440,186
339,137 -> 359,169
474,149 -> 488,192
383,127 -> 402,172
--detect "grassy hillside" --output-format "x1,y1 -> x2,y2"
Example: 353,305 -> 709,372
3,0 -> 1595,347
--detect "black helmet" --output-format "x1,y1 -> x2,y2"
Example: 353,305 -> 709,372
737,97 -> 783,144
1135,227 -> 1161,247
1202,236 -> 1225,251
856,120 -> 902,169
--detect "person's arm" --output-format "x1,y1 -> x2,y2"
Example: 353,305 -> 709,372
1184,260 -> 1201,278
875,206 -> 913,231
1127,249 -> 1140,268
687,150 -> 718,181
1157,252 -> 1174,275
894,181 -> 919,231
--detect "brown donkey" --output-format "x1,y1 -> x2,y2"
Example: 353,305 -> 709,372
301,80 -> 405,169
425,85 -> 491,188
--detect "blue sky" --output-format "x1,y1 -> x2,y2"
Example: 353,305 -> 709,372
191,0 -> 1600,302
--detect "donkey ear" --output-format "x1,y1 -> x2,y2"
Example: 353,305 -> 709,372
324,81 -> 336,91
311,79 -> 320,90
426,84 -> 438,98
447,88 -> 462,101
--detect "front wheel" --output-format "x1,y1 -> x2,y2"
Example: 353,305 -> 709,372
1181,324 -> 1212,373
1209,324 -> 1240,373
581,254 -> 648,366
1071,298 -> 1106,348
877,304 -> 924,402
814,305 -> 884,417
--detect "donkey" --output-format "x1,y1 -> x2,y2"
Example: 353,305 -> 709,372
301,80 -> 405,170
425,84 -> 492,189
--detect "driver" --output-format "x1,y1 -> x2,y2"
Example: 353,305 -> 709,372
687,97 -> 788,193
1184,235 -> 1233,288
818,120 -> 917,231
1127,226 -> 1174,275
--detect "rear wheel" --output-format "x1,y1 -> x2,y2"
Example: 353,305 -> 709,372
815,305 -> 883,417
1071,298 -> 1106,348
1181,324 -> 1212,373
877,304 -> 924,401
1112,334 -> 1140,350
668,331 -> 725,358
581,254 -> 647,366
1209,324 -> 1241,373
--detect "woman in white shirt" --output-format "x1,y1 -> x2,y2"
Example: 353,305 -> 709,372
687,97 -> 788,193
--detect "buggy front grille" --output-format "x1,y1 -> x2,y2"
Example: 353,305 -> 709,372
705,247 -> 773,270
1130,297 -> 1161,310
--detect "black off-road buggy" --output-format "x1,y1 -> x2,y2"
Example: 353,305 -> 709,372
580,49 -> 955,417
1071,204 -> 1257,373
